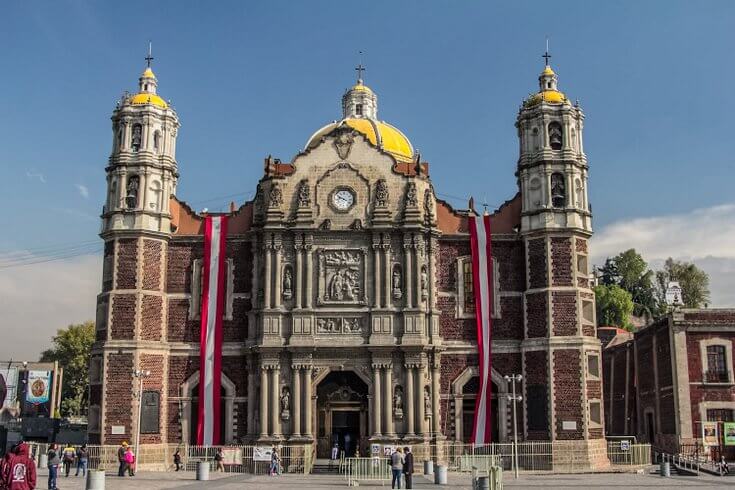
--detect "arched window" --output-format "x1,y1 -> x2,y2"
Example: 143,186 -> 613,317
132,124 -> 142,152
153,131 -> 161,152
355,104 -> 363,116
548,122 -> 563,150
551,173 -> 566,208
532,127 -> 540,151
149,180 -> 162,211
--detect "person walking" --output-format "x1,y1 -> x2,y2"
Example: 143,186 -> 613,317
269,447 -> 280,476
329,443 -> 339,470
46,444 -> 60,490
1,442 -> 37,490
124,447 -> 135,476
390,448 -> 404,489
402,447 -> 414,489
61,445 -> 75,478
74,445 -> 87,478
214,449 -> 224,472
343,433 -> 351,457
116,442 -> 128,477
173,449 -> 182,472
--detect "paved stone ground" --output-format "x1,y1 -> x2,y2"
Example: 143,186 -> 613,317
36,467 -> 734,489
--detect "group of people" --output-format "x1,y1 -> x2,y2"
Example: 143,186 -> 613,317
389,447 -> 414,490
116,442 -> 136,477
46,443 -> 88,489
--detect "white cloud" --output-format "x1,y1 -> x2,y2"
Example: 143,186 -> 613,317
25,171 -> 46,184
0,254 -> 101,360
75,184 -> 89,199
591,203 -> 735,307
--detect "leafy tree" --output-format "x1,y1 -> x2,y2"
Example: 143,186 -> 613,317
594,284 -> 634,331
598,249 -> 659,318
655,258 -> 710,308
40,321 -> 95,417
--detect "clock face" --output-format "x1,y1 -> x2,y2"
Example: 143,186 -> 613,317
332,189 -> 355,211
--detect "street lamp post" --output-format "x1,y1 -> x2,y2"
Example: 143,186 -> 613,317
504,374 -> 522,479
133,369 -> 151,461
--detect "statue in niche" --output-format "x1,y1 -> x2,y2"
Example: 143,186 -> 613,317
549,122 -> 563,150
280,387 -> 290,420
393,386 -> 404,419
349,219 -> 363,230
405,182 -> 418,207
329,270 -> 346,300
297,180 -> 311,207
424,387 -> 431,417
125,176 -> 140,209
550,173 -> 566,208
268,183 -> 283,208
319,219 -> 332,230
423,188 -> 433,217
131,124 -> 142,151
283,267 -> 293,300
375,179 -> 389,207
392,266 -> 403,299
421,266 -> 428,300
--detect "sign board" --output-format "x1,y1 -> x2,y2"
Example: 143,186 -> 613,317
665,281 -> 682,306
702,421 -> 719,447
370,444 -> 381,456
0,367 -> 18,409
562,421 -> 577,431
111,425 -> 125,435
620,440 -> 630,451
222,447 -> 242,465
253,446 -> 273,462
724,423 -> 735,446
382,445 -> 396,457
26,370 -> 51,405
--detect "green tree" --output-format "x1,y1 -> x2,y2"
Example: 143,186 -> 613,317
594,284 -> 635,330
599,249 -> 659,318
40,321 -> 95,417
655,258 -> 710,308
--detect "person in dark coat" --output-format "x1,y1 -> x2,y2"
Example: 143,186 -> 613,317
402,447 -> 414,489
1,442 -> 37,490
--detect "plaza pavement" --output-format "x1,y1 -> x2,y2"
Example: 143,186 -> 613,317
36,467 -> 734,489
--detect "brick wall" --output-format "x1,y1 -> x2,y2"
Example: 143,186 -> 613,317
140,354 -> 166,444
494,297 -> 523,340
166,242 -> 203,293
574,238 -> 587,254
223,298 -> 250,342
103,241 -> 114,292
222,356 -> 248,395
143,240 -> 163,291
116,239 -> 138,289
110,294 -> 136,339
141,295 -> 163,341
167,299 -> 199,343
526,293 -> 547,338
524,350 -> 549,440
552,292 -> 577,336
553,349 -> 583,440
437,296 -> 474,341
550,237 -> 573,286
104,353 -> 133,444
228,241 -> 252,293
527,238 -> 546,289
493,241 -> 525,292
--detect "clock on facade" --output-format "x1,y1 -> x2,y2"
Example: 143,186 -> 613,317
331,189 -> 355,211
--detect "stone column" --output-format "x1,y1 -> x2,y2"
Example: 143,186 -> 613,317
295,242 -> 303,309
259,368 -> 269,438
292,367 -> 301,437
271,367 -> 281,437
405,365 -> 415,437
264,240 -> 272,309
417,366 -> 426,437
305,241 -> 313,309
304,367 -> 313,438
431,357 -> 441,437
404,240 -> 413,308
383,242 -> 391,308
414,242 -> 422,309
373,242 -> 381,308
274,243 -> 282,309
373,365 -> 382,437
247,360 -> 256,437
384,366 -> 395,437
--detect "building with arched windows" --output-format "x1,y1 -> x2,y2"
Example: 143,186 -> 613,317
89,55 -> 608,468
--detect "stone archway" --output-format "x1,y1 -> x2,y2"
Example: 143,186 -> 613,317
451,367 -> 508,442
180,372 -> 236,444
315,370 -> 369,458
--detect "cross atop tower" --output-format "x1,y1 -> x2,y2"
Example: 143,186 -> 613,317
355,62 -> 365,82
145,41 -> 154,68
542,38 -> 551,66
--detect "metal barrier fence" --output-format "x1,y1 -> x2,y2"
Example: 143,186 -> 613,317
606,442 -> 651,466
344,457 -> 392,486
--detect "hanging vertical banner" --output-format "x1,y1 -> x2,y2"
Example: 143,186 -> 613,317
197,215 -> 228,446
468,213 -> 494,445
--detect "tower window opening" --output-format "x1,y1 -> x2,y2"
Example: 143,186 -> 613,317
547,82 -> 551,89
125,175 -> 140,209
144,84 -> 148,91
551,172 -> 566,208
548,122 -> 563,150
153,131 -> 161,152
355,104 -> 363,116
132,124 -> 142,152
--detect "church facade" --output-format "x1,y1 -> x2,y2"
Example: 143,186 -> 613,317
89,57 -> 606,465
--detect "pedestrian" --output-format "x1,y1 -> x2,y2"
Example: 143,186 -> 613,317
73,444 -> 87,478
61,444 -> 75,478
46,444 -> 60,490
1,442 -> 17,486
117,442 -> 128,477
124,447 -> 135,476
390,448 -> 404,489
720,456 -> 729,475
1,441 -> 37,490
173,449 -> 182,472
269,447 -> 280,476
344,433 -> 351,457
329,443 -> 339,470
214,448 -> 224,472
402,447 -> 414,489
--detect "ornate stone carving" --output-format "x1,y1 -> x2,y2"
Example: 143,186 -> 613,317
318,250 -> 366,305
424,188 -> 434,218
268,182 -> 283,208
280,386 -> 290,420
333,127 -> 355,160
421,266 -> 428,300
349,219 -> 363,230
424,386 -> 431,417
375,179 -> 389,207
393,385 -> 404,419
297,179 -> 311,207
282,266 -> 293,300
316,317 -> 363,334
405,182 -> 418,207
392,265 -> 403,299
319,219 -> 332,230
125,175 -> 140,209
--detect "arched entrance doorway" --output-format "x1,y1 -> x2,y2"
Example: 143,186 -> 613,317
451,367 -> 508,442
180,372 -> 236,445
316,371 -> 368,458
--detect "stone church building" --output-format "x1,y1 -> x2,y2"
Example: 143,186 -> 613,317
89,57 -> 606,465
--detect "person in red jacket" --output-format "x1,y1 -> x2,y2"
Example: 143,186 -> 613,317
2,442 -> 37,490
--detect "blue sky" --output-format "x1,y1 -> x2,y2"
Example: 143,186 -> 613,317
1,1 -> 734,357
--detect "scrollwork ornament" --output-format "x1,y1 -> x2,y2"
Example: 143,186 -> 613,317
268,182 -> 283,208
375,179 -> 389,207
405,182 -> 418,207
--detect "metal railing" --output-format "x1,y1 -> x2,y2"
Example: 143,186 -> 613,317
606,441 -> 651,465
343,457 -> 391,486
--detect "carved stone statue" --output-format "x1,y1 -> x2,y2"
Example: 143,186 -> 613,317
280,387 -> 290,420
283,267 -> 293,300
329,270 -> 346,300
424,387 -> 431,416
343,318 -> 362,333
268,183 -> 283,208
405,182 -> 418,207
392,267 -> 403,299
393,386 -> 404,419
375,179 -> 389,207
421,266 -> 428,299
549,122 -> 563,150
334,127 -> 355,160
297,180 -> 311,207
125,175 -> 140,209
424,188 -> 434,217
319,219 -> 332,230
131,125 -> 142,151
551,173 -> 566,207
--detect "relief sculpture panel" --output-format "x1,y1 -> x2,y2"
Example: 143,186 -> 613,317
316,317 -> 364,334
317,249 -> 368,305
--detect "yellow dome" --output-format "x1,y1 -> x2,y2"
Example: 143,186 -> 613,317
524,89 -> 567,107
141,67 -> 156,79
306,118 -> 414,162
130,93 -> 168,109
542,65 -> 555,76
350,83 -> 373,94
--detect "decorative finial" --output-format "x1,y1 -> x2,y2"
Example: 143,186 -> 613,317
145,40 -> 154,68
542,37 -> 551,66
355,50 -> 365,83
482,197 -> 489,215
468,196 -> 475,214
